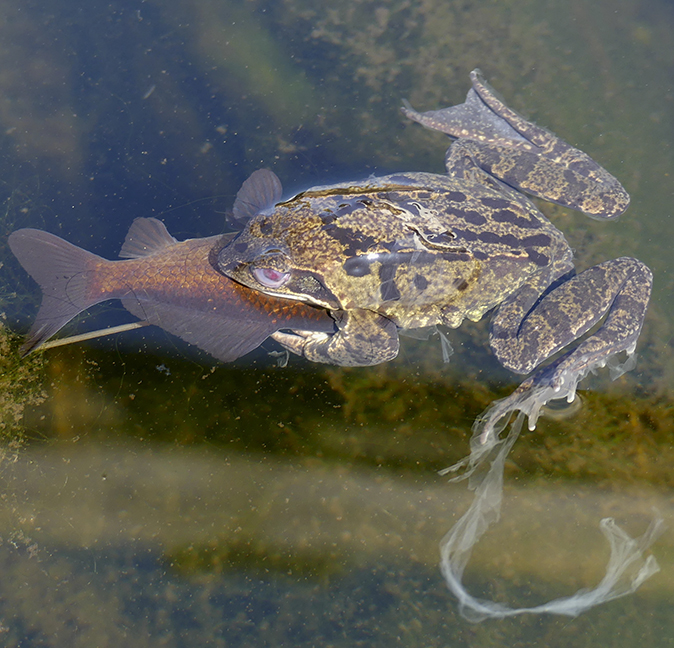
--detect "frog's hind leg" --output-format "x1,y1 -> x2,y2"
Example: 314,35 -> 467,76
441,256 -> 659,621
483,256 -> 652,442
402,69 -> 629,219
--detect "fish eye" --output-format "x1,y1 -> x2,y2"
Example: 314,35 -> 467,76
252,267 -> 290,288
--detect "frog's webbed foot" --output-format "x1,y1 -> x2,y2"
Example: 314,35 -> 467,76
402,72 -> 531,151
403,69 -> 629,219
440,258 -> 660,620
272,309 -> 399,367
479,256 -> 652,447
472,357 -> 590,452
473,341 -> 641,450
271,329 -> 331,360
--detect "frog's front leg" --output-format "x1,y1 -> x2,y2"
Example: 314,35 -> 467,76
271,308 -> 399,367
483,256 -> 652,440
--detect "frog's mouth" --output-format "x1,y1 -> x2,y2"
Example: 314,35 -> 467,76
218,243 -> 341,310
246,263 -> 340,310
283,270 -> 341,310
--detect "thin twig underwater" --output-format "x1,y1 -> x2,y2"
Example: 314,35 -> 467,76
37,321 -> 151,350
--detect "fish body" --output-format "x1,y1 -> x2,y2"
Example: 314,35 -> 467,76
8,217 -> 334,361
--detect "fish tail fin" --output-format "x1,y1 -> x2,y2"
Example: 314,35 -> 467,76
8,228 -> 107,354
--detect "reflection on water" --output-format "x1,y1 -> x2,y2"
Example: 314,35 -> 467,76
1,0 -> 674,644
0,438 -> 672,646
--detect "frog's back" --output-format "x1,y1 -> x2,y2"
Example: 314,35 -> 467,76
272,171 -> 570,330
289,170 -> 563,240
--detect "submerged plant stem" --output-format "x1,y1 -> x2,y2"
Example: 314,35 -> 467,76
38,321 -> 151,351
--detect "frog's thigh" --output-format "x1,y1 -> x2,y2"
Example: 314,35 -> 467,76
274,309 -> 399,367
490,257 -> 652,375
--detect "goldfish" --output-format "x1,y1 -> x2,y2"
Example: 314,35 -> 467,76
8,193 -> 335,362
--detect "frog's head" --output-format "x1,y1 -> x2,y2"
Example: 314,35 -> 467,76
217,220 -> 340,309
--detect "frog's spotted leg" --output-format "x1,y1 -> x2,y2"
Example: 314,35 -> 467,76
402,69 -> 629,220
439,259 -> 658,623
272,308 -> 399,367
479,256 -> 653,444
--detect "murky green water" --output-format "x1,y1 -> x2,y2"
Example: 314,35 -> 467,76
1,0 -> 673,645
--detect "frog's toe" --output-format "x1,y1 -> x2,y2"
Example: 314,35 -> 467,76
475,345 -> 639,451
271,330 -> 330,358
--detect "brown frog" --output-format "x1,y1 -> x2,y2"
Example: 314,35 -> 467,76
217,70 -> 652,439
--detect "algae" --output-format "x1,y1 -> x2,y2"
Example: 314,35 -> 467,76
0,312 -> 45,446
19,340 -> 674,491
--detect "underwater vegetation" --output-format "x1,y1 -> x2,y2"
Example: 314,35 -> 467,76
0,315 -> 44,449
19,343 -> 674,490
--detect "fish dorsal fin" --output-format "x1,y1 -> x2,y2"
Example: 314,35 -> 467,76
232,169 -> 282,224
119,217 -> 178,259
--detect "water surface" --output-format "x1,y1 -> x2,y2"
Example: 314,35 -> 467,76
0,0 -> 673,645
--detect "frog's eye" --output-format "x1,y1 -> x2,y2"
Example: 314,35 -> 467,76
252,267 -> 290,288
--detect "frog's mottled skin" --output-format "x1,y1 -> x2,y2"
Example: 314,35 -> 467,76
218,70 -> 652,437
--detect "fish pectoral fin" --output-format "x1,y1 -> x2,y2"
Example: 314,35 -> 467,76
119,218 -> 178,259
121,297 -> 275,362
231,169 -> 283,225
